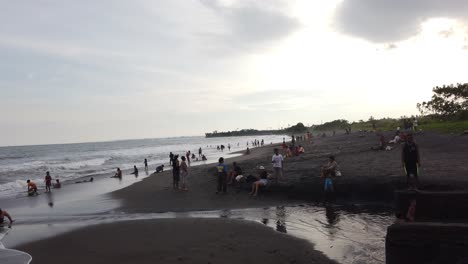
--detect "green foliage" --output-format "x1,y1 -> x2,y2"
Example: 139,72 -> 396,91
351,118 -> 401,132
286,122 -> 307,133
314,119 -> 349,131
418,120 -> 468,134
417,83 -> 468,118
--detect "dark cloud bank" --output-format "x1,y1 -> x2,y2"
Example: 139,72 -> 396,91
199,0 -> 300,50
334,0 -> 468,43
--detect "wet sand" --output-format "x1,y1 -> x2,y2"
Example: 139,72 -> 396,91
112,143 -> 297,213
16,218 -> 337,264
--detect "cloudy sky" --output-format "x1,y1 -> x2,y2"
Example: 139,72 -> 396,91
1,0 -> 468,146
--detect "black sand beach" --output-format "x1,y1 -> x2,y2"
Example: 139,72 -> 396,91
11,131 -> 468,263
17,218 -> 337,264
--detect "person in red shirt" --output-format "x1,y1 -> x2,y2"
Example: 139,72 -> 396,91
45,171 -> 52,193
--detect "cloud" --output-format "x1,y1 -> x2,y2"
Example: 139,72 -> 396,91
385,43 -> 397,50
333,0 -> 468,42
199,0 -> 300,50
439,28 -> 456,38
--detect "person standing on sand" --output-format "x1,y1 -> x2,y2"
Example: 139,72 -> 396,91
216,157 -> 228,194
144,159 -> 148,171
199,147 -> 202,157
321,156 -> 337,178
45,171 -> 52,193
172,155 -> 180,189
324,173 -> 335,204
401,133 -> 421,189
169,152 -> 174,166
272,148 -> 284,183
186,151 -> 191,167
180,156 -> 189,191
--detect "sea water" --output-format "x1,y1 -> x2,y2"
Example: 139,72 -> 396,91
0,135 -> 286,197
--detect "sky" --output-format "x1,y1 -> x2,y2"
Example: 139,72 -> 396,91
1,0 -> 468,146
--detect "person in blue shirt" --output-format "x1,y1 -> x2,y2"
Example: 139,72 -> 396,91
216,157 -> 228,194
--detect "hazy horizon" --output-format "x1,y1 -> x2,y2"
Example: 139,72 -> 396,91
2,0 -> 468,146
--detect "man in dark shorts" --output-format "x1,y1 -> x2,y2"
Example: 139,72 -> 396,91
169,152 -> 174,166
401,133 -> 421,189
172,155 -> 180,189
216,157 -> 228,194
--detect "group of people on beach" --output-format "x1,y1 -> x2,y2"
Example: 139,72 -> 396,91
24,171 -> 62,196
213,147 -> 284,196
169,154 -> 189,191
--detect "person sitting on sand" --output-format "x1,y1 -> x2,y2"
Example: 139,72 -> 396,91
321,156 -> 338,178
0,208 -> 14,227
202,154 -> 207,161
216,157 -> 228,194
228,162 -> 243,185
112,168 -> 122,178
45,171 -> 52,193
180,156 -> 189,191
298,145 -> 305,154
250,170 -> 269,196
27,179 -> 38,195
53,179 -> 61,188
388,134 -> 401,144
155,164 -> 164,173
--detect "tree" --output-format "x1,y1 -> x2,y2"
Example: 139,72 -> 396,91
314,119 -> 349,131
286,122 -> 307,133
369,116 -> 377,130
417,83 -> 468,118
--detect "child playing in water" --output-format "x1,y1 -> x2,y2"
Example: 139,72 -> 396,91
45,171 -> 52,193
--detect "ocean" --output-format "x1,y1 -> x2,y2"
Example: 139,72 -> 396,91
0,135 -> 286,198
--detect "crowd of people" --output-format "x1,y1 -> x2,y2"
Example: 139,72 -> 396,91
8,131 -> 421,228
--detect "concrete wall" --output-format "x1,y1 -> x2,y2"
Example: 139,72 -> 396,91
386,223 -> 468,264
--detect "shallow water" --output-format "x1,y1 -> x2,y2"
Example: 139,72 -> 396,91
3,204 -> 393,264
0,135 -> 285,197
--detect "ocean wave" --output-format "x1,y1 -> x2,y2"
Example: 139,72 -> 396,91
0,157 -> 109,173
